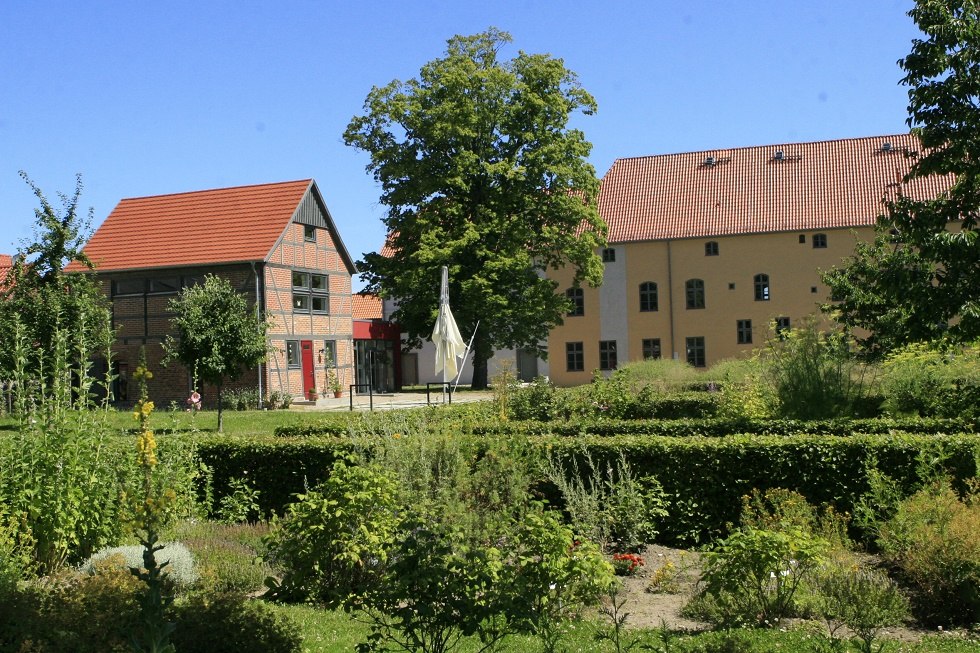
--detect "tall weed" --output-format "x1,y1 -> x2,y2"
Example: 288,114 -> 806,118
880,342 -> 980,418
542,450 -> 668,553
764,320 -> 874,419
0,321 -> 123,573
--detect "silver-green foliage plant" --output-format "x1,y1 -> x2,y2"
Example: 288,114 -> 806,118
812,558 -> 909,653
82,543 -> 199,590
543,451 -> 668,553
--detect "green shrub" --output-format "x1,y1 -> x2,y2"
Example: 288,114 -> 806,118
877,480 -> 980,626
611,357 -> 701,393
167,521 -> 272,594
170,592 -> 302,653
217,475 -> 262,523
263,458 -> 401,606
880,342 -> 980,419
763,321 -> 875,419
195,434 -> 353,516
811,556 -> 909,653
690,526 -> 827,627
265,390 -> 293,410
357,505 -> 612,653
541,451 -> 667,553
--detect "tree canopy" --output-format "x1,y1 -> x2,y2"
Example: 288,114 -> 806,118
0,172 -> 112,397
822,0 -> 980,356
345,28 -> 606,388
163,274 -> 267,431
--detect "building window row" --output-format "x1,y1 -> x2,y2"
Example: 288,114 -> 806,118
566,340 -> 619,372
292,270 -> 329,313
112,275 -> 200,297
639,282 -> 658,312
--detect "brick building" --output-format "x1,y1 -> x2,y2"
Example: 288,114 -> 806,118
548,133 -> 951,384
68,179 -> 356,405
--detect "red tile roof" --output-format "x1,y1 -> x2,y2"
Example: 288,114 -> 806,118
599,134 -> 952,243
0,254 -> 12,288
68,179 -> 315,272
352,293 -> 383,320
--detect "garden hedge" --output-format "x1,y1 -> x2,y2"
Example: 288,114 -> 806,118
193,430 -> 980,547
535,433 -> 980,545
194,435 -> 357,516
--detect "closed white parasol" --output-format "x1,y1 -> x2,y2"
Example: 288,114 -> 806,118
431,266 -> 466,389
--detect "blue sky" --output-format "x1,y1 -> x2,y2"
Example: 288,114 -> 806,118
2,1 -> 917,290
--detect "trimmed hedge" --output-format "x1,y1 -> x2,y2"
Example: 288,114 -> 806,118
194,435 -> 356,517
475,416 -> 976,438
535,433 -> 980,546
277,416 -> 975,439
192,430 -> 980,548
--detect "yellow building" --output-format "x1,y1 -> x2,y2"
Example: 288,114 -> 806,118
548,133 -> 949,385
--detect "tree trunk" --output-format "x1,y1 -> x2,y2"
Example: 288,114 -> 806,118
217,381 -> 224,433
470,329 -> 490,390
471,354 -> 489,390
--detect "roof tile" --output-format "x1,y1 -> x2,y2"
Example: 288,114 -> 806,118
69,180 -> 313,271
599,134 -> 952,242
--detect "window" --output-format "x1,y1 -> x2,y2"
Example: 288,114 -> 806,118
811,286 -> 818,294
753,273 -> 770,301
686,336 -> 706,368
148,277 -> 180,294
639,282 -> 658,312
799,234 -> 806,244
566,342 -> 584,372
304,225 -> 316,242
286,341 -> 300,368
705,241 -> 719,256
566,287 -> 584,317
602,248 -> 616,262
323,339 -> 337,366
812,233 -> 828,249
599,340 -> 618,371
642,338 -> 662,360
292,270 -> 329,314
775,317 -> 791,337
685,279 -> 705,309
737,319 -> 753,344
112,279 -> 144,296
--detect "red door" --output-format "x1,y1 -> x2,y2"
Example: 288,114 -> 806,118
301,340 -> 315,397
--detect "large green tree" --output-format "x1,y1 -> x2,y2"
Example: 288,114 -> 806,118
823,0 -> 980,356
345,28 -> 606,388
0,172 -> 112,399
163,274 -> 267,432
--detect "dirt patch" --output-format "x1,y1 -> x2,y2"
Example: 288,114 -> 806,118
595,545 -> 955,645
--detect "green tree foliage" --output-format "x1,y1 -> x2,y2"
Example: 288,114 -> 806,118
345,28 -> 606,388
823,0 -> 980,355
0,172 -> 112,398
163,274 -> 267,432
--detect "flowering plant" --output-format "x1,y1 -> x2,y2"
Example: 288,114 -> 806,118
611,552 -> 645,576
186,391 -> 201,412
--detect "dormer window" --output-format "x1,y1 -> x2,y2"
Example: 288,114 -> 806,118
303,225 -> 316,242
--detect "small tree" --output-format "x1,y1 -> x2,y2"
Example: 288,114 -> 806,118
163,274 -> 267,432
0,172 -> 112,401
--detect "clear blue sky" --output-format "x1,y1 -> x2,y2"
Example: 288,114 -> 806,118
2,0 -> 918,291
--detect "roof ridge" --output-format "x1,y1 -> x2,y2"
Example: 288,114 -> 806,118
607,132 -> 915,166
117,178 -> 312,203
